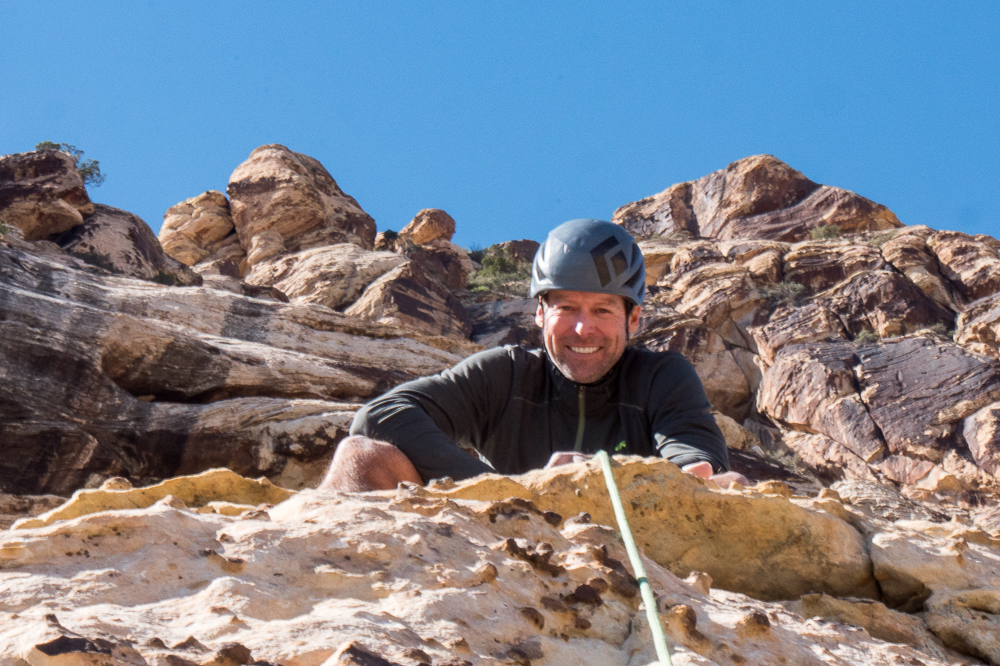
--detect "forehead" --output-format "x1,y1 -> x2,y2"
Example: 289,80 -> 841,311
544,290 -> 626,309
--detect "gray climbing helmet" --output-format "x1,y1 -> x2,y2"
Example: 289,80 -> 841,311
530,219 -> 645,305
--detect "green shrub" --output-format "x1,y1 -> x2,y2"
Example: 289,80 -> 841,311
854,328 -> 879,345
72,251 -> 117,273
0,223 -> 11,236
467,247 -> 531,297
867,232 -> 897,249
35,141 -> 105,187
809,224 -> 841,241
466,243 -> 485,264
925,322 -> 952,338
760,280 -> 807,308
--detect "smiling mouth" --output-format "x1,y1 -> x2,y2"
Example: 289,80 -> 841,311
567,346 -> 600,354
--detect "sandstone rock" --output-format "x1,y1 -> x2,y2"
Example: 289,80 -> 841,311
855,336 -> 1000,461
419,239 -> 476,292
634,301 -> 752,420
658,262 -> 768,349
244,243 -> 406,310
964,402 -> 1000,477
55,204 -> 202,286
0,493 -> 64,530
927,230 -> 1000,302
0,150 -> 94,240
956,291 -> 1000,359
750,303 -> 847,366
2,466 -> 959,666
784,593 -> 938,649
494,239 -> 540,264
815,270 -> 955,339
758,343 -> 886,463
781,431 -> 879,484
190,232 -> 249,279
438,458 -> 878,602
159,190 -> 235,266
398,208 -> 455,244
227,144 -> 376,255
13,468 -> 293,530
925,589 -> 1000,665
345,254 -> 472,339
246,228 -> 285,265
782,239 -> 885,294
880,227 -> 961,312
613,154 -> 901,242
467,297 -> 541,348
0,236 -> 465,494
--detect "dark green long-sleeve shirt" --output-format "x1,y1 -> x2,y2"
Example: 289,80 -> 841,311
350,345 -> 728,483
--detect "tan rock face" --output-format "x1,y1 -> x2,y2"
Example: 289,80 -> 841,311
495,239 -> 540,264
0,235 -> 465,495
613,154 -> 901,242
880,227 -> 961,312
467,297 -> 541,348
0,150 -> 94,240
398,208 -> 455,244
346,253 -> 472,339
928,230 -> 1000,302
956,292 -> 1000,359
245,243 -> 407,310
227,144 -> 376,255
783,239 -> 885,294
55,204 -> 202,286
635,301 -> 752,420
3,465 -> 974,666
159,190 -> 235,266
964,403 -> 1000,475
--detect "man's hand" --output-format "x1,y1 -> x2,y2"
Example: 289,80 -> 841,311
682,461 -> 749,489
544,451 -> 594,469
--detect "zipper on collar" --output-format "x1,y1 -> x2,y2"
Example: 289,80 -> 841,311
574,386 -> 586,452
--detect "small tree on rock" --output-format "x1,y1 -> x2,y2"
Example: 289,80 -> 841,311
35,141 -> 105,187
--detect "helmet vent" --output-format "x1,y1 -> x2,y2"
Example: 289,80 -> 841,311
590,235 -> 621,287
610,250 -> 628,277
623,266 -> 643,290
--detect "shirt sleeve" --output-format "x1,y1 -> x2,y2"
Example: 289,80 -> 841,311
349,347 -> 514,483
648,352 -> 730,473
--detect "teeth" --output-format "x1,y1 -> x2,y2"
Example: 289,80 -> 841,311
569,346 -> 599,353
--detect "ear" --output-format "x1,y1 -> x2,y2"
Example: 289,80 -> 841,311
628,304 -> 642,333
535,301 -> 545,329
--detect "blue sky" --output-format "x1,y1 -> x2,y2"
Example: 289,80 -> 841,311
3,2 -> 997,248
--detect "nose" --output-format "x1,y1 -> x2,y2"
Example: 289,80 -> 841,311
573,312 -> 598,336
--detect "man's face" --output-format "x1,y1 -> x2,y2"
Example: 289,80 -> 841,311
535,290 -> 641,384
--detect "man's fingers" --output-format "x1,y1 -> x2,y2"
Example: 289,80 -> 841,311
544,452 -> 594,469
681,461 -> 713,479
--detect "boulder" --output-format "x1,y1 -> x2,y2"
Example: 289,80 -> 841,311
964,402 -> 1000,477
419,239 -> 475,291
634,301 -> 752,420
659,262 -> 768,349
613,154 -> 901,242
55,204 -> 202,286
398,208 -> 455,244
956,291 -> 1000,359
494,238 -> 540,264
0,236 -> 465,495
0,149 -> 94,240
782,239 -> 886,294
927,230 -> 1000,302
758,343 -> 887,463
0,467 -> 960,666
226,144 -> 376,261
816,270 -> 955,339
467,297 -> 541,348
781,431 -> 879,484
438,458 -> 879,602
345,254 -> 472,339
880,227 -> 961,312
855,336 -> 1000,461
244,243 -> 406,310
159,190 -> 235,266
751,303 -> 847,367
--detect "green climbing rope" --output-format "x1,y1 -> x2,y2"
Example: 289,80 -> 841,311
595,450 -> 673,666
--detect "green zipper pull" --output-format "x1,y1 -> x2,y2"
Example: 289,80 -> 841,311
574,386 -> 585,452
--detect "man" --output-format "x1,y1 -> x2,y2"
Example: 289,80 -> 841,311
320,219 -> 745,492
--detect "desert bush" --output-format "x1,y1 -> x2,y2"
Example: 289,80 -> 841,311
467,247 -> 531,297
35,141 -> 105,187
867,231 -> 897,248
854,328 -> 879,345
809,224 -> 841,240
760,280 -> 807,308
